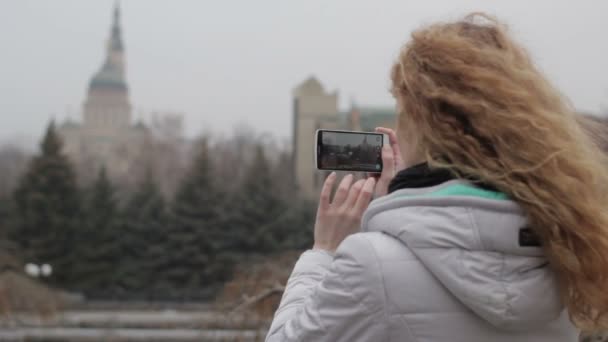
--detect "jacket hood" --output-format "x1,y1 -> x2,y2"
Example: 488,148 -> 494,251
361,180 -> 564,331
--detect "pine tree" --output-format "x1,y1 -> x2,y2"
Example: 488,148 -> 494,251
165,139 -> 229,299
269,149 -> 315,251
273,198 -> 315,250
228,145 -> 288,254
73,167 -> 121,296
0,195 -> 13,239
116,170 -> 169,299
12,121 -> 81,286
0,195 -> 20,269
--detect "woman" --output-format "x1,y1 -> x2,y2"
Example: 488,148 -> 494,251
266,13 -> 608,342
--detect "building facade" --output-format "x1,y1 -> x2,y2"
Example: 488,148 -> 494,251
292,77 -> 396,198
59,3 -> 148,180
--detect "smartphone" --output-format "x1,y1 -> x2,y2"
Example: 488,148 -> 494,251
315,129 -> 384,173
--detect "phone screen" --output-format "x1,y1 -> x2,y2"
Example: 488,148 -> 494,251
316,130 -> 383,172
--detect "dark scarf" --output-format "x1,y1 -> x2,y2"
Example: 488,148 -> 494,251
388,162 -> 498,194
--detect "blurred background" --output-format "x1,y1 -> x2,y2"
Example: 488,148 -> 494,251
0,1 -> 606,341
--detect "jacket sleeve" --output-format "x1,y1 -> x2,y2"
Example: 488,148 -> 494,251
265,234 -> 388,342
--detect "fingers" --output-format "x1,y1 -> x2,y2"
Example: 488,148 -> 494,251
366,172 -> 380,179
332,174 -> 354,206
318,172 -> 336,212
375,127 -> 399,148
380,145 -> 395,180
375,127 -> 405,171
354,178 -> 376,215
374,145 -> 395,198
343,179 -> 365,209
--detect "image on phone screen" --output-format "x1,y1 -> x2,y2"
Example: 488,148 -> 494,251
316,130 -> 383,172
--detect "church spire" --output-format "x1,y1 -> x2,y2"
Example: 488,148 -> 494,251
87,1 -> 128,91
110,1 -> 123,51
114,0 -> 120,22
83,0 -> 131,131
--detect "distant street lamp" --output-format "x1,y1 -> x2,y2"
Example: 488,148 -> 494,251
25,263 -> 40,277
24,263 -> 53,278
41,264 -> 53,277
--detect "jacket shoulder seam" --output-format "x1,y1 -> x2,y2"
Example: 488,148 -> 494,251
340,234 -> 389,317
356,233 -> 418,342
466,206 -> 486,251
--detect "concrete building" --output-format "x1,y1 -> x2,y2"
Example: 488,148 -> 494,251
59,3 -> 148,180
292,77 -> 396,198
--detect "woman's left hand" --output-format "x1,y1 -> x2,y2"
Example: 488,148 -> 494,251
313,173 -> 376,253
371,127 -> 406,198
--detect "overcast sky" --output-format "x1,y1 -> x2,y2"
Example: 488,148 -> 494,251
1,0 -> 607,145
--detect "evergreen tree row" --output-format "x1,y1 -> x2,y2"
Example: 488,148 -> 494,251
5,122 -> 315,300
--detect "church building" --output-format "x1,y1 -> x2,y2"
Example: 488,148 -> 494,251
60,3 -> 147,180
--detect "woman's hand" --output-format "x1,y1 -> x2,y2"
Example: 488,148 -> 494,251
372,127 -> 406,197
313,173 -> 376,253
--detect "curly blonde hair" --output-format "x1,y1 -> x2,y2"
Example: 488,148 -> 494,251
391,12 -> 608,329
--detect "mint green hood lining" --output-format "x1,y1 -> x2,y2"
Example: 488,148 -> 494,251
387,183 -> 508,201
414,183 -> 508,200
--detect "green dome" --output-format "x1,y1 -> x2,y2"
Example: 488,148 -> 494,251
89,62 -> 126,90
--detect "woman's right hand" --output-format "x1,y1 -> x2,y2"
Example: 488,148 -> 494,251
312,173 -> 376,253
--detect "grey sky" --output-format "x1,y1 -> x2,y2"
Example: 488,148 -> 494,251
1,0 -> 607,145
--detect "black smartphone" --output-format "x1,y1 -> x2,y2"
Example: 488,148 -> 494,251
315,129 -> 385,173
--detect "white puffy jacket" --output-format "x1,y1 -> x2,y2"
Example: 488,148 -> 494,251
266,180 -> 578,342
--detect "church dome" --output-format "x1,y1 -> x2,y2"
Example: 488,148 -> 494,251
88,3 -> 127,92
89,62 -> 127,90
